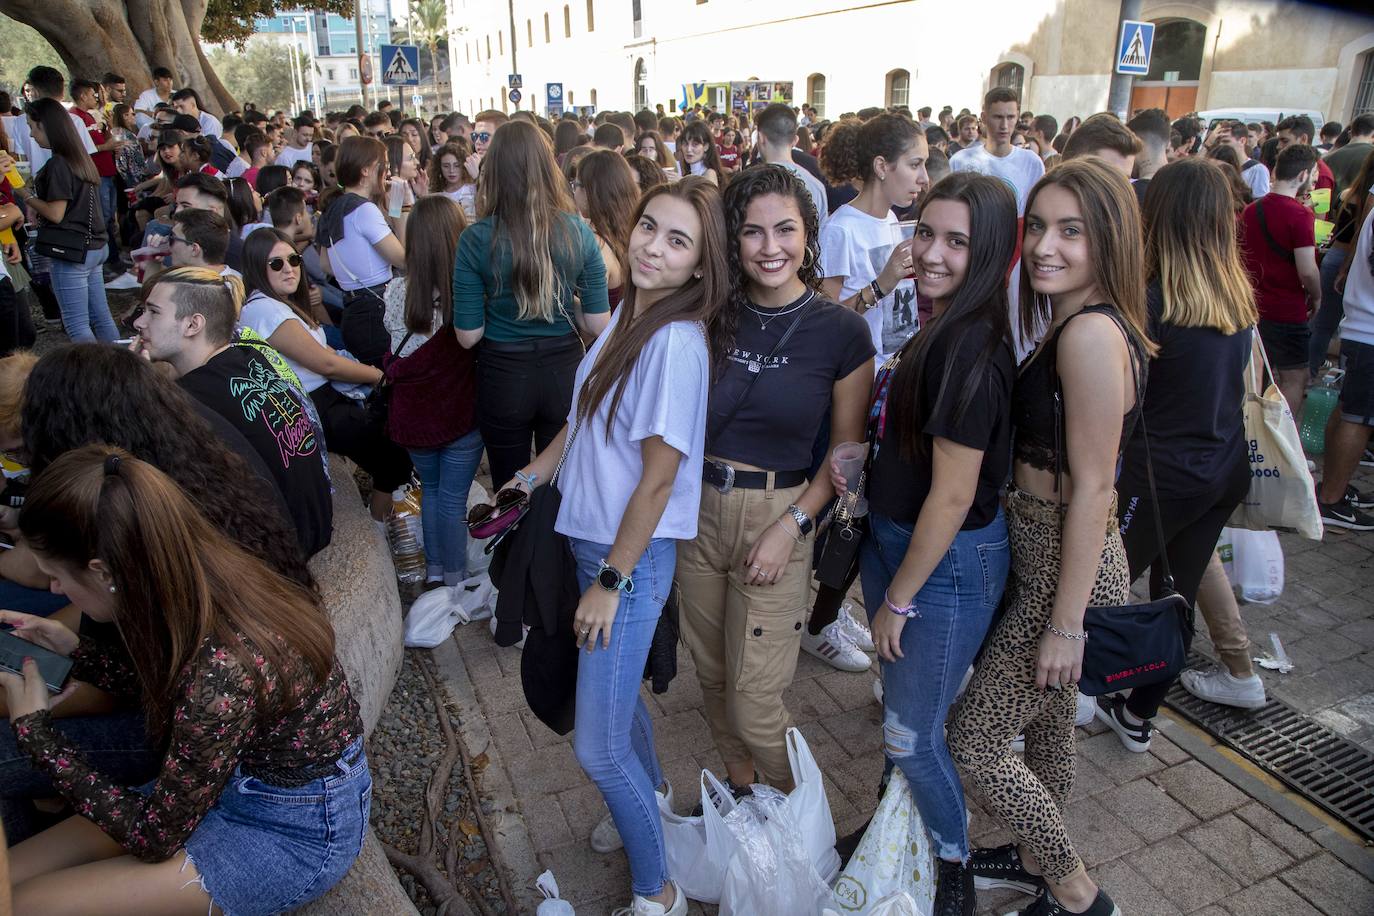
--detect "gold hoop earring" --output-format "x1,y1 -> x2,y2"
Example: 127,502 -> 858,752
801,247 -> 816,271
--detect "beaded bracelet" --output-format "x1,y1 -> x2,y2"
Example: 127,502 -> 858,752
1044,621 -> 1088,641
514,470 -> 538,490
883,590 -> 918,619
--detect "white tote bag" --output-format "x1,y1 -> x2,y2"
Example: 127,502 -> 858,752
784,727 -> 842,884
660,770 -> 741,904
830,770 -> 935,915
1230,333 -> 1323,540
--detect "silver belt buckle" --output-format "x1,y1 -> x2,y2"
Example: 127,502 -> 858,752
709,459 -> 735,494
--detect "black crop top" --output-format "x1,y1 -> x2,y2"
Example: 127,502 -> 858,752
1011,304 -> 1146,477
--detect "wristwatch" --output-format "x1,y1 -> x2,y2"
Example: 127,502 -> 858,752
785,504 -> 813,536
596,559 -> 635,594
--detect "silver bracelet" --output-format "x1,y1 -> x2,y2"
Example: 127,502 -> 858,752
1045,621 -> 1088,641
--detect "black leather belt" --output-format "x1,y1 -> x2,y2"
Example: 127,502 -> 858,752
703,459 -> 807,493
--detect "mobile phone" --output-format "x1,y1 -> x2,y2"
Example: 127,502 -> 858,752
0,628 -> 73,693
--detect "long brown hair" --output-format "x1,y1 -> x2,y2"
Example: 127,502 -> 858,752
1204,144 -> 1252,211
576,149 -> 639,279
19,445 -> 335,739
25,97 -> 99,185
577,177 -> 729,438
635,130 -> 674,169
1019,157 -> 1155,356
1142,158 -> 1256,335
428,138 -> 474,193
475,120 -> 578,323
403,195 -> 467,333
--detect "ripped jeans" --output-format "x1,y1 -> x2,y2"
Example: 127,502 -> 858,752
858,510 -> 1009,862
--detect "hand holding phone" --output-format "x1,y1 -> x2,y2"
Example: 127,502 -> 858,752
0,629 -> 74,717
0,610 -> 79,657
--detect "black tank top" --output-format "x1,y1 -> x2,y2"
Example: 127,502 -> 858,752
1011,304 -> 1146,477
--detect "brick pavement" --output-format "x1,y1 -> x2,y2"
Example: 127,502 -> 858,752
432,485 -> 1374,916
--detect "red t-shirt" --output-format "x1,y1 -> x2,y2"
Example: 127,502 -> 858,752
1240,193 -> 1315,324
72,108 -> 116,178
1315,158 -> 1335,195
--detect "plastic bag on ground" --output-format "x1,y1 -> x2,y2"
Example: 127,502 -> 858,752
535,869 -> 575,915
830,769 -> 935,914
1217,527 -> 1284,605
660,770 -> 742,904
402,575 -> 495,647
718,785 -> 832,916
784,726 -> 842,883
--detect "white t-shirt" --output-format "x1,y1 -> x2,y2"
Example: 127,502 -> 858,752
238,290 -> 329,394
328,201 -> 393,290
949,143 -> 1045,216
133,88 -> 171,128
775,159 -> 828,231
819,204 -> 918,363
240,220 -> 273,239
1241,159 -> 1271,199
10,109 -> 97,174
198,111 -> 223,139
441,186 -> 477,221
224,152 -> 248,179
275,144 -> 313,169
1339,207 -> 1374,346
555,309 -> 710,545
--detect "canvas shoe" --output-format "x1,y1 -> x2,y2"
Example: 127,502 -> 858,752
801,618 -> 871,672
1361,447 -> 1374,468
103,270 -> 142,290
970,843 -> 1044,895
1180,666 -> 1266,710
612,880 -> 686,916
1095,693 -> 1152,753
591,781 -> 674,853
1075,691 -> 1096,727
935,857 -> 976,916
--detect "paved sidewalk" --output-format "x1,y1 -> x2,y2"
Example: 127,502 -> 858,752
432,509 -> 1374,916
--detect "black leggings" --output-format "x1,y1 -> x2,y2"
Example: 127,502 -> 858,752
1116,454 -> 1250,719
309,384 -> 412,493
475,335 -> 583,489
340,286 -> 390,369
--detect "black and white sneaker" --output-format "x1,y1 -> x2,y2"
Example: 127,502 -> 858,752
1094,694 -> 1152,753
970,843 -> 1044,895
1319,500 -> 1374,531
1361,448 -> 1374,468
1005,887 -> 1121,916
1347,486 -> 1374,510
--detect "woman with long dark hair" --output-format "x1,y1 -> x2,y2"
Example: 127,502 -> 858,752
676,164 -> 874,803
1,445 -> 367,914
429,138 -> 477,220
950,159 -> 1152,916
573,149 -> 639,312
386,133 -> 427,203
14,98 -> 117,342
675,120 -> 726,186
503,178 -> 728,916
452,120 -> 611,488
382,196 -> 480,588
399,117 -> 432,176
1098,158 -> 1261,737
849,172 -> 1017,916
636,130 -> 676,179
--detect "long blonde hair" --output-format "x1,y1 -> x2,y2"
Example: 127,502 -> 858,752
1142,158 -> 1256,335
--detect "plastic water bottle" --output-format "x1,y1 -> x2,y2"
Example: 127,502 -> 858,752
1300,369 -> 1343,456
387,483 -> 426,587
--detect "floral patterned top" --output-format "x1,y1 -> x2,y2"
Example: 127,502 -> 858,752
14,632 -> 361,863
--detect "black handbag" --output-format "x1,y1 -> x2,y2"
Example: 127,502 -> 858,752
33,181 -> 96,264
815,461 -> 867,591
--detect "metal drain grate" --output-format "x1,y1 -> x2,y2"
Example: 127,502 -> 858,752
1165,659 -> 1374,841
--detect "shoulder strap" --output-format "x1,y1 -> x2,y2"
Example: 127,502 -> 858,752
706,293 -> 816,447
1255,199 -> 1295,265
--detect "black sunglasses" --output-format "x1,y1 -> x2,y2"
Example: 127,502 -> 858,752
267,254 -> 303,271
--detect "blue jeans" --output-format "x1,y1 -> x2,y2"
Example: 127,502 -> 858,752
47,247 -> 118,342
570,536 -> 674,897
858,510 -> 1010,862
408,428 -> 484,585
1311,247 -> 1347,375
0,579 -> 70,617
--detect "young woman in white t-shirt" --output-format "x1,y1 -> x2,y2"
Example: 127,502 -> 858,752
502,178 -> 729,916
675,120 -> 725,186
240,228 -> 411,522
429,139 -> 477,221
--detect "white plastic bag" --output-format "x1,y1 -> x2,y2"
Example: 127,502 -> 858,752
719,785 -> 833,916
660,770 -> 741,904
402,575 -> 495,647
831,770 -> 935,915
534,869 -> 575,915
784,727 -> 842,883
1217,527 -> 1284,604
866,891 -> 924,915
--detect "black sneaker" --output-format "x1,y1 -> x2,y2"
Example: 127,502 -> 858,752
1007,887 -> 1121,916
688,774 -> 752,816
1094,694 -> 1152,753
935,858 -> 976,916
835,817 -> 871,869
970,843 -> 1044,895
1346,486 -> 1374,510
1319,500 -> 1374,531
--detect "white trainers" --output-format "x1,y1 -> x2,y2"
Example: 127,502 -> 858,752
591,781 -> 674,854
836,602 -> 875,652
1180,667 -> 1267,710
1075,691 -> 1096,727
103,270 -> 141,290
612,880 -> 687,916
801,618 -> 872,672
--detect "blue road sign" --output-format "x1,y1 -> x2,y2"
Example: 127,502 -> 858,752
546,83 -> 564,118
1116,20 -> 1155,76
508,88 -> 522,105
381,44 -> 420,86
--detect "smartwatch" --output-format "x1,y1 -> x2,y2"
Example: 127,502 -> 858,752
596,559 -> 634,594
785,504 -> 813,536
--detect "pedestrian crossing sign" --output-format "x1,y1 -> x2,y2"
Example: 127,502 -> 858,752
1116,20 -> 1154,76
381,44 -> 420,86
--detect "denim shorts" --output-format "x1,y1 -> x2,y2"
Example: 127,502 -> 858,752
184,737 -> 372,915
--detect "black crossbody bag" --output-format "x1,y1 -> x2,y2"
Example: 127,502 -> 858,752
34,180 -> 97,264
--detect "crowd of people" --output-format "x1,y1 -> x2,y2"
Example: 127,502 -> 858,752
0,59 -> 1369,916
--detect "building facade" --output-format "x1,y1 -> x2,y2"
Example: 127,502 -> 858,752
252,0 -> 392,109
444,0 -> 1374,126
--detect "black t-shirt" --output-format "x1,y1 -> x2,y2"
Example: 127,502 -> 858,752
1118,283 -> 1251,499
708,291 -> 873,471
180,346 -> 333,557
869,318 -> 1015,528
33,157 -> 105,250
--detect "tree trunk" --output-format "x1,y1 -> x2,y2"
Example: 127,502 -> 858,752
0,0 -> 238,114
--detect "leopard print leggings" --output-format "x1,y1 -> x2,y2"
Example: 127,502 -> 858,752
949,485 -> 1129,883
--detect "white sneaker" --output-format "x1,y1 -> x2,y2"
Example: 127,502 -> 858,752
103,270 -> 141,290
836,602 -> 875,652
872,677 -> 884,705
1180,667 -> 1267,710
591,781 -> 674,854
1075,691 -> 1096,727
801,619 -> 871,672
612,880 -> 687,916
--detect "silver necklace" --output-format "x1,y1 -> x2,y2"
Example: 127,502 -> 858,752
746,291 -> 814,331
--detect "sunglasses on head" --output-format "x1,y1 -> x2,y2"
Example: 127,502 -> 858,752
267,254 -> 303,271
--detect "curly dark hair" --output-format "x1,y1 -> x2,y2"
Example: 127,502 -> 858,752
717,164 -> 823,372
21,344 -> 315,592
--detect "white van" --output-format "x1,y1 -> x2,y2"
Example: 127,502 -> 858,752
1197,107 -> 1326,129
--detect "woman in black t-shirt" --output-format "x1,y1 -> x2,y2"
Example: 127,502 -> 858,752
841,173 -> 1017,915
676,165 -> 873,798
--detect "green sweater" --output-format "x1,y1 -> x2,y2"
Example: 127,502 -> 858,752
452,212 -> 609,342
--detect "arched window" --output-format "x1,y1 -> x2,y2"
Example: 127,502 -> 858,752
586,0 -> 595,31
807,73 -> 826,118
564,5 -> 572,37
544,12 -> 551,42
886,69 -> 910,108
634,58 -> 649,111
1147,19 -> 1206,82
992,62 -> 1024,96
